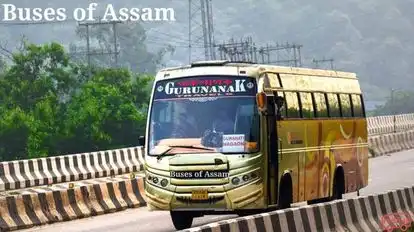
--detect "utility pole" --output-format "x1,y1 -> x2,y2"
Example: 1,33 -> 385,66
86,23 -> 91,77
188,0 -> 215,62
391,88 -> 396,133
112,22 -> 119,67
312,57 -> 334,69
77,20 -> 122,76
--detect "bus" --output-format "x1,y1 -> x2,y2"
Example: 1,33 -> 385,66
141,60 -> 369,230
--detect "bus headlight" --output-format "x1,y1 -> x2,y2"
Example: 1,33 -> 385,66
146,173 -> 170,189
251,172 -> 257,179
231,177 -> 240,185
231,170 -> 260,186
160,179 -> 168,187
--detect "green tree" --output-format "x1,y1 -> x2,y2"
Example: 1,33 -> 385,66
370,90 -> 414,116
0,107 -> 34,161
0,56 -> 6,74
60,68 -> 153,154
0,42 -> 79,160
0,42 -> 77,111
0,41 -> 154,161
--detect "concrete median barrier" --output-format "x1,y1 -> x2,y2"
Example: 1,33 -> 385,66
180,186 -> 414,232
0,176 -> 146,231
367,113 -> 414,136
0,147 -> 145,192
368,130 -> 414,157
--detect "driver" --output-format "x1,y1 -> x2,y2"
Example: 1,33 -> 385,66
171,101 -> 200,138
212,110 -> 234,134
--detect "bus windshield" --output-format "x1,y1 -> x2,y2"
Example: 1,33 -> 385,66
148,75 -> 260,156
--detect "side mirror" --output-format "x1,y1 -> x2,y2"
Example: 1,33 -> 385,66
138,136 -> 145,146
256,92 -> 275,116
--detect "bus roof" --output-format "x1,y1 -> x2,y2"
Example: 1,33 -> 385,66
156,60 -> 357,81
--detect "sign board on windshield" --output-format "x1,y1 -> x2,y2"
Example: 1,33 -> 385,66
154,76 -> 257,99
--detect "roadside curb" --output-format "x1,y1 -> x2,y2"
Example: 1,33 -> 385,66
0,177 -> 146,231
180,186 -> 414,232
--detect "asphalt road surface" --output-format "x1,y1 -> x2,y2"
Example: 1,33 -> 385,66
22,149 -> 414,232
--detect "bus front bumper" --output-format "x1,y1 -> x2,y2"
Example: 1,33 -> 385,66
144,179 -> 265,212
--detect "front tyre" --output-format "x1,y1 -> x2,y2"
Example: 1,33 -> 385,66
170,211 -> 194,230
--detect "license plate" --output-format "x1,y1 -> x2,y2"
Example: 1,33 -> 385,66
191,190 -> 208,200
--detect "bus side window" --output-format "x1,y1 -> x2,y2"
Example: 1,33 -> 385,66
285,91 -> 301,118
275,91 -> 287,117
351,94 -> 364,117
327,93 -> 341,117
299,92 -> 315,118
313,93 -> 329,118
339,94 -> 352,117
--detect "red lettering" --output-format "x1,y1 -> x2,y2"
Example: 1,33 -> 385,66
223,79 -> 232,85
213,80 -> 222,85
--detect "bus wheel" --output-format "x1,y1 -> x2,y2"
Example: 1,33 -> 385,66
278,176 -> 292,209
170,211 -> 194,230
331,170 -> 345,200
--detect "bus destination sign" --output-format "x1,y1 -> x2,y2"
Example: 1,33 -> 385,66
154,76 -> 257,99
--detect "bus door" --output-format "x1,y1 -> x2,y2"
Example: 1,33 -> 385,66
257,92 -> 284,206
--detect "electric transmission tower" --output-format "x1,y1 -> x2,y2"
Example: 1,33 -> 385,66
76,19 -> 122,77
188,0 -> 216,62
312,57 -> 334,69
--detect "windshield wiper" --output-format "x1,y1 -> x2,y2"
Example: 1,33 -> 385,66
156,145 -> 215,160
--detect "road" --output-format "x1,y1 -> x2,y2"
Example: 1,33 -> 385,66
22,149 -> 414,232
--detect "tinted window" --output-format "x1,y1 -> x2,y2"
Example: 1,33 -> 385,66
314,93 -> 329,118
299,92 -> 315,118
285,92 -> 301,118
327,93 -> 341,117
339,94 -> 352,117
351,94 -> 364,117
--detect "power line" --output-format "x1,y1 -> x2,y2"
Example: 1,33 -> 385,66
216,37 -> 257,62
312,57 -> 334,69
215,37 -> 303,67
259,42 -> 303,67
